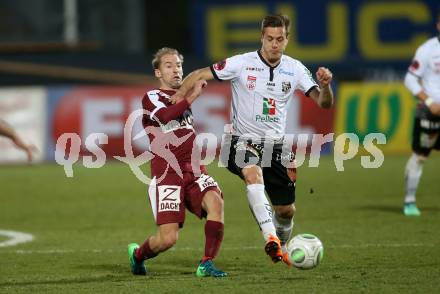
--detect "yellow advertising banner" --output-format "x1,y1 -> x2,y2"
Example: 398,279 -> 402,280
335,83 -> 417,154
203,1 -> 433,62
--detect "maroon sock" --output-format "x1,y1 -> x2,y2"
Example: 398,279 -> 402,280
202,220 -> 224,262
136,237 -> 158,261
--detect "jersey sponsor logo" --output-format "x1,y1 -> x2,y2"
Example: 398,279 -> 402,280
275,151 -> 295,163
195,174 -> 219,191
263,98 -> 276,115
409,60 -> 420,71
256,98 -> 279,122
282,81 -> 291,93
247,75 -> 257,90
279,69 -> 294,76
158,91 -> 171,99
213,59 -> 226,71
255,115 -> 280,122
235,141 -> 263,158
158,185 -> 181,212
266,82 -> 275,91
246,66 -> 264,72
420,119 -> 440,130
160,109 -> 194,133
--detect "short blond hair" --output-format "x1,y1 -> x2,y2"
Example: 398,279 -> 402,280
152,47 -> 184,69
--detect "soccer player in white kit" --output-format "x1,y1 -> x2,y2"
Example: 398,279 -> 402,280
403,12 -> 440,216
171,14 -> 334,265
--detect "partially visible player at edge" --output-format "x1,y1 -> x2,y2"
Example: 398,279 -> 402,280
128,47 -> 227,277
171,14 -> 334,265
0,119 -> 37,162
403,11 -> 440,216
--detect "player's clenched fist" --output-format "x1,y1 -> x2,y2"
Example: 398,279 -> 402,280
186,80 -> 207,105
428,102 -> 440,116
316,67 -> 332,87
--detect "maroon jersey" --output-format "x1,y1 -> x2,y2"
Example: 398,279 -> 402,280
142,88 -> 199,175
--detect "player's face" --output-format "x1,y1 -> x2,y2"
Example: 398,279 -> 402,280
155,54 -> 183,89
261,27 -> 288,64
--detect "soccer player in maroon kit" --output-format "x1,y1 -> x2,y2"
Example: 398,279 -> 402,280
127,47 -> 227,277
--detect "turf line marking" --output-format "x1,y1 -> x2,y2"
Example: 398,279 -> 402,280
0,243 -> 435,254
0,230 -> 34,248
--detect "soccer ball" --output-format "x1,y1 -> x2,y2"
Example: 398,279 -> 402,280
287,233 -> 324,269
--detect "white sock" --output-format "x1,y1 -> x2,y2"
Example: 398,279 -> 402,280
246,184 -> 277,242
273,214 -> 293,251
404,153 -> 424,204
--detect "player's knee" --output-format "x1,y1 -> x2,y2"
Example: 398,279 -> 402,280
208,192 -> 223,210
416,154 -> 427,165
275,204 -> 295,219
411,153 -> 427,168
242,165 -> 263,184
212,193 -> 224,213
204,191 -> 224,218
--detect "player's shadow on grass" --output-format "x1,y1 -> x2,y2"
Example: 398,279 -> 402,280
355,204 -> 403,214
76,263 -> 128,274
356,204 -> 440,214
419,206 -> 440,212
78,258 -> 196,277
0,275 -> 128,287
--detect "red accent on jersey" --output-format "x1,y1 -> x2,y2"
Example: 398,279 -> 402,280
247,75 -> 257,90
409,60 -> 420,71
268,98 -> 276,115
213,60 -> 226,71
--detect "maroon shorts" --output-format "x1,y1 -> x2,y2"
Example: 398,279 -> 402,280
148,170 -> 221,227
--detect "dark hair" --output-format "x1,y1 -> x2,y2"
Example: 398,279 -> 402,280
152,47 -> 184,69
261,14 -> 290,36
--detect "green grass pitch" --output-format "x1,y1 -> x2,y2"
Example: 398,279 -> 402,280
1,155 -> 439,293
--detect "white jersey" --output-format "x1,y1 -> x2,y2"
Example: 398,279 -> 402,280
407,37 -> 440,102
210,51 -> 318,140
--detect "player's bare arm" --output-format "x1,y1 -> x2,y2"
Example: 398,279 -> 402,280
405,71 -> 440,116
415,90 -> 440,116
171,67 -> 214,104
309,67 -> 334,108
0,118 -> 17,140
0,119 -> 38,162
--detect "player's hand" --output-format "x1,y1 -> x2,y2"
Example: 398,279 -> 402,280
186,80 -> 207,105
12,135 -> 38,162
428,102 -> 440,116
192,80 -> 207,97
170,91 -> 185,105
316,67 -> 333,87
